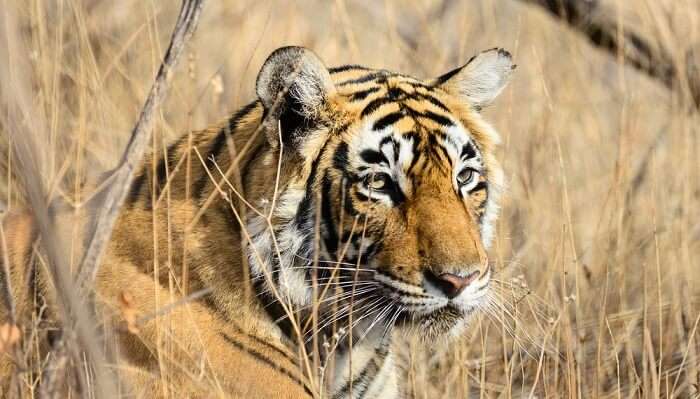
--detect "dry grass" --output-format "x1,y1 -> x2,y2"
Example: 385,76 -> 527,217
1,0 -> 699,397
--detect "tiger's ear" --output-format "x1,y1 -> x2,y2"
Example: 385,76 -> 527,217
433,48 -> 515,111
256,46 -> 336,147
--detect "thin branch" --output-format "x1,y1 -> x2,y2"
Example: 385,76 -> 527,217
38,335 -> 69,399
77,0 -> 206,286
1,1 -> 206,397
519,0 -> 700,108
0,218 -> 16,323
1,3 -> 118,397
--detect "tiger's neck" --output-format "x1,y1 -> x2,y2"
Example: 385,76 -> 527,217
247,256 -> 398,399
326,328 -> 398,399
251,275 -> 399,398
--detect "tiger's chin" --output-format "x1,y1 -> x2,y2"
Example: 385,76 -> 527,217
395,304 -> 479,341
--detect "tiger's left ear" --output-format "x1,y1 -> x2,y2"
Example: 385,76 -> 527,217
432,48 -> 515,111
256,46 -> 336,148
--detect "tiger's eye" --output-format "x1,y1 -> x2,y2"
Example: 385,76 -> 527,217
368,175 -> 387,190
456,168 -> 476,186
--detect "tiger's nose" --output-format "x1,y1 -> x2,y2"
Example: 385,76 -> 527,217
425,271 -> 479,299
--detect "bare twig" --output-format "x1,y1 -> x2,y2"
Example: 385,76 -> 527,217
77,0 -> 206,287
518,0 -> 700,108
0,218 -> 16,322
0,1 -> 206,397
0,3 -> 118,397
134,287 -> 213,327
38,335 -> 69,399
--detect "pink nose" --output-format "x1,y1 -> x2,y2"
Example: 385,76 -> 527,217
427,271 -> 479,299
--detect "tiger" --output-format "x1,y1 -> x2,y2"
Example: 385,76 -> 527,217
0,45 -> 514,398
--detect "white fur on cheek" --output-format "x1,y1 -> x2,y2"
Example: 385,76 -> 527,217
480,154 -> 504,249
245,128 -> 331,308
247,188 -> 312,306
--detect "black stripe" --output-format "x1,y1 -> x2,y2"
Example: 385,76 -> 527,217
26,234 -> 41,321
294,163 -> 322,231
192,102 -> 259,199
203,295 -> 231,322
348,86 -> 381,102
355,191 -> 373,202
420,110 -> 454,127
378,135 -> 393,148
376,270 -> 424,292
321,172 -> 339,256
404,149 -> 421,177
359,241 -> 380,264
383,179 -> 406,205
228,322 -> 298,366
332,343 -> 390,399
220,333 -> 313,396
386,87 -> 406,100
437,145 -> 452,167
333,365 -> 371,399
253,277 -> 297,341
228,101 -> 259,131
432,130 -> 447,142
155,154 -> 169,193
433,64 -> 464,85
411,92 -> 450,113
372,112 -> 405,131
131,133 -> 191,207
209,127 -> 232,159
392,138 -> 399,163
404,80 -> 433,90
202,294 -> 298,366
426,134 -> 443,166
378,135 -> 399,165
127,172 -> 147,204
338,72 -> 387,87
192,128 -> 228,198
359,149 -> 389,166
402,131 -> 421,176
340,229 -> 363,245
405,153 -> 420,176
360,97 -> 396,118
461,142 -> 477,160
474,181 -> 489,217
342,179 -> 358,217
471,181 -> 487,193
329,64 -> 370,74
297,139 -> 333,285
353,345 -> 390,398
333,141 -> 349,170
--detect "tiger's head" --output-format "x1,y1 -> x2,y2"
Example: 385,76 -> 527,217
248,46 -> 513,339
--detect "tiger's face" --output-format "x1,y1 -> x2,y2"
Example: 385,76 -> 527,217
250,47 -> 513,339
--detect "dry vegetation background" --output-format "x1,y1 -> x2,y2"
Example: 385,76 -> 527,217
1,0 -> 699,398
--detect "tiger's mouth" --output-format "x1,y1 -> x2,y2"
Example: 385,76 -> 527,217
355,269 -> 490,337
299,262 -> 490,340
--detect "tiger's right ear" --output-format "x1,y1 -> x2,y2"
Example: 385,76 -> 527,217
256,46 -> 336,148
